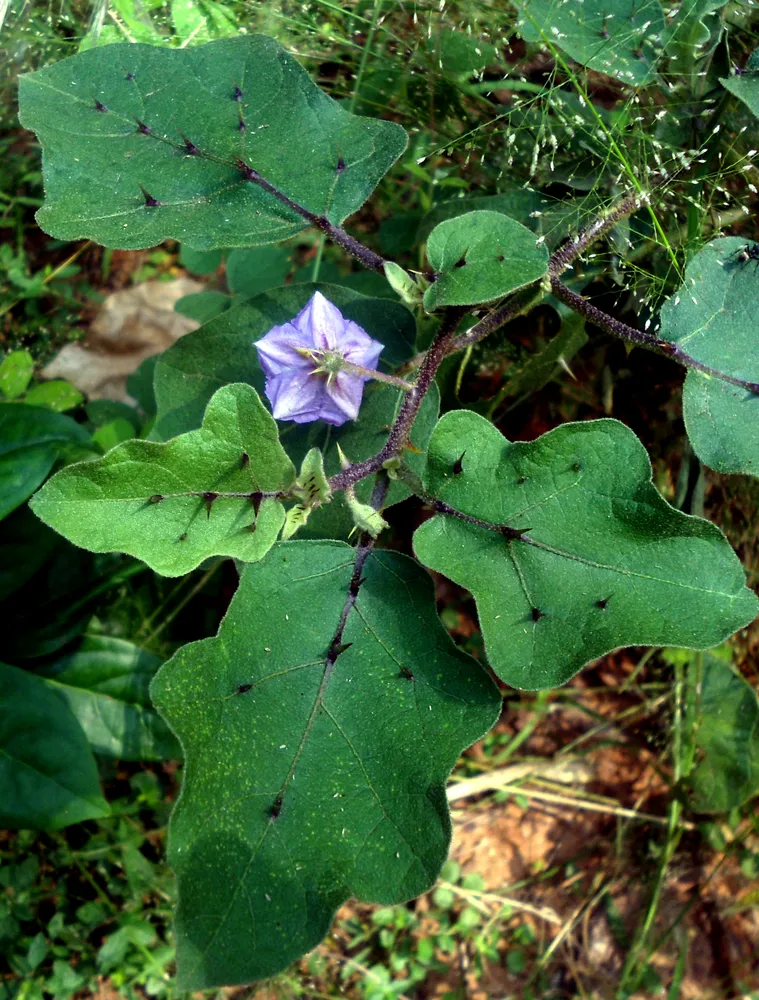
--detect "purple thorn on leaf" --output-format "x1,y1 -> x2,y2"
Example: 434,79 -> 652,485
254,291 -> 383,427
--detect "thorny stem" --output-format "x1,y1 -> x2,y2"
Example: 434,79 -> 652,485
329,308 -> 466,492
550,277 -> 759,394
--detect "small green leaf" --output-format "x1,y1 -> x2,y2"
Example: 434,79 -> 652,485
18,37 -> 407,250
384,261 -> 424,306
30,383 -> 295,577
36,636 -> 180,761
23,381 -> 84,412
0,350 -> 35,399
150,541 -> 500,989
423,211 -> 548,311
683,371 -> 759,477
516,0 -> 665,86
688,653 -> 759,812
92,417 -> 137,452
413,411 -> 758,689
0,661 -> 109,830
0,403 -> 92,521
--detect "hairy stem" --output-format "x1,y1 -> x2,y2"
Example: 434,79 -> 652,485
548,194 -> 645,276
551,277 -> 759,394
339,361 -> 413,391
329,308 -> 466,492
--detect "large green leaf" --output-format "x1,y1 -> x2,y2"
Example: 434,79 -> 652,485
688,653 -> 759,812
151,284 -> 416,440
0,662 -> 109,830
515,0 -> 665,86
412,411 -> 757,690
18,36 -> 407,250
36,636 -> 180,761
150,540 -> 500,989
0,403 -> 92,521
657,237 -> 759,475
423,211 -> 548,311
30,384 -> 295,577
682,371 -> 759,477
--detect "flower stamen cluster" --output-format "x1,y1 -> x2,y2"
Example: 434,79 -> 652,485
254,291 -> 384,427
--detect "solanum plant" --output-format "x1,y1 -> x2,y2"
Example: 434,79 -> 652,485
8,11 -> 759,990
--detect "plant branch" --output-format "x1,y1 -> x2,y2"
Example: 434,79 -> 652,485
548,193 -> 645,276
550,277 -> 759,394
329,308 -> 466,492
448,286 -> 545,354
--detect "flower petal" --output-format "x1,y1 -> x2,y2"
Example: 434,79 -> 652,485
342,320 -> 384,369
294,291 -> 345,351
255,322 -> 314,377
324,369 -> 365,423
267,370 -> 324,422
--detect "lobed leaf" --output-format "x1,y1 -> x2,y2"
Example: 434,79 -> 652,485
412,411 -> 758,690
423,211 -> 548,311
0,662 -> 109,830
30,383 -> 295,577
682,371 -> 759,477
150,540 -> 501,989
18,36 -> 407,250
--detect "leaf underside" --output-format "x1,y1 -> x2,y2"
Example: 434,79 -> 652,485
30,384 -> 294,577
150,540 -> 500,989
18,36 -> 407,250
413,411 -> 758,690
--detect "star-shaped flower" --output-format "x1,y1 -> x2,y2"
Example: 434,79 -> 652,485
254,292 -> 384,426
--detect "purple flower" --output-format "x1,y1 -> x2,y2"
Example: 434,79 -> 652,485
254,291 -> 384,426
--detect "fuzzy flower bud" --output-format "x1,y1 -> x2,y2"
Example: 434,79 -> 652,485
254,292 -> 384,426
